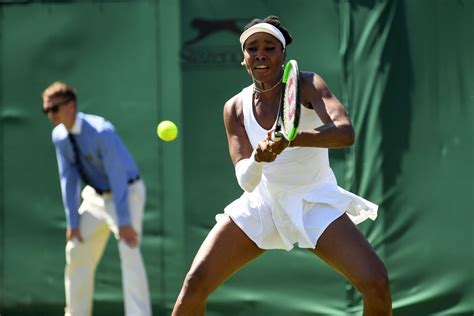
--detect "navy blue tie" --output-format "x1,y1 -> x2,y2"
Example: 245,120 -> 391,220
68,133 -> 94,189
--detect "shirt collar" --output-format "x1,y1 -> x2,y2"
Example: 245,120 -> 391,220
69,112 -> 83,135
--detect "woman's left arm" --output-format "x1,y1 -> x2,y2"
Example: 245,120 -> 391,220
291,72 -> 355,148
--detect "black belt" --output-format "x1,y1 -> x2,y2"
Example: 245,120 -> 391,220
127,175 -> 141,185
94,175 -> 140,195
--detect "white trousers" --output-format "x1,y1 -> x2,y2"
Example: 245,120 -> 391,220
64,180 -> 151,316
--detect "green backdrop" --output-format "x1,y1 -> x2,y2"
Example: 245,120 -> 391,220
0,0 -> 472,315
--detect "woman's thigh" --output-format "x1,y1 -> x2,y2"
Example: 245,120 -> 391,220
185,215 -> 265,293
308,213 -> 387,287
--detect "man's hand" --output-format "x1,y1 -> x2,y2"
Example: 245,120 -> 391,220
119,225 -> 138,248
66,228 -> 83,242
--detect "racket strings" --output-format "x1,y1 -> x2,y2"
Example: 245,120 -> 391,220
283,77 -> 297,130
281,65 -> 300,140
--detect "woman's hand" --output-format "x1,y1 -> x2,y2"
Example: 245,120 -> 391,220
267,130 -> 291,155
254,130 -> 290,162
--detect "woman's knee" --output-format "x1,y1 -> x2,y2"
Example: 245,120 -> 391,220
356,264 -> 391,299
179,268 -> 215,304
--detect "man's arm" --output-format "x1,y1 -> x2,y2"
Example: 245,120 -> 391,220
54,144 -> 81,229
99,128 -> 138,247
99,129 -> 132,226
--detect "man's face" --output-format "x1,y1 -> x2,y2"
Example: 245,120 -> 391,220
42,96 -> 74,126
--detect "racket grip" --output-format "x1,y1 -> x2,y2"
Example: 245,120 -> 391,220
272,131 -> 282,141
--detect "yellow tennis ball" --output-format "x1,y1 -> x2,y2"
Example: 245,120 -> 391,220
157,120 -> 178,141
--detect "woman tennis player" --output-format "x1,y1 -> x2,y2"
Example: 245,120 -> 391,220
172,16 -> 392,315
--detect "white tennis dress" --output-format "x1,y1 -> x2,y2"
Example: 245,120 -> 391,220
219,85 -> 378,251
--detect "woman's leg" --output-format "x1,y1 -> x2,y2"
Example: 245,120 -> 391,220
172,216 -> 264,316
308,213 -> 392,316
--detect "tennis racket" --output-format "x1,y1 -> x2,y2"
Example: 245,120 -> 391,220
273,59 -> 301,142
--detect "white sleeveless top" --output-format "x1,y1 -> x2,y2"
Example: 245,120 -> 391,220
221,85 -> 378,251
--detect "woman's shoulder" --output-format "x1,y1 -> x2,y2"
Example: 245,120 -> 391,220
223,86 -> 252,125
224,85 -> 252,112
300,70 -> 320,85
299,71 -> 330,106
300,71 -> 330,94
224,92 -> 243,120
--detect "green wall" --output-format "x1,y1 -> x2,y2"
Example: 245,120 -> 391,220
1,0 -> 473,315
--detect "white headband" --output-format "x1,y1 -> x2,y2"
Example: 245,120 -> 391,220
239,22 -> 286,51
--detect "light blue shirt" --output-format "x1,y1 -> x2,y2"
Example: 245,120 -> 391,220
52,112 -> 140,228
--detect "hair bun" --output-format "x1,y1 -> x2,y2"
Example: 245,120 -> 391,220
263,16 -> 293,46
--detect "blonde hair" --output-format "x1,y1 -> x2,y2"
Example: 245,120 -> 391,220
42,81 -> 77,101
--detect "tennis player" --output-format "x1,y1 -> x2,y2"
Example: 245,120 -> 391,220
172,16 -> 391,315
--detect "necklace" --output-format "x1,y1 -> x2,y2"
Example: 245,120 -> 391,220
253,77 -> 282,94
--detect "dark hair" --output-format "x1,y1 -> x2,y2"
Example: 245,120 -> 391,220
244,15 -> 293,46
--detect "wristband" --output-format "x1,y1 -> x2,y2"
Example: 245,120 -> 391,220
235,152 -> 265,192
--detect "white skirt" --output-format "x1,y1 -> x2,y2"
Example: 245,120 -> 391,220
217,182 -> 378,251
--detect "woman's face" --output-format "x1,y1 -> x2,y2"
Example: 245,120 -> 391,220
243,32 -> 285,83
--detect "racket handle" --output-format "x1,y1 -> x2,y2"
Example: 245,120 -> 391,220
272,131 -> 282,141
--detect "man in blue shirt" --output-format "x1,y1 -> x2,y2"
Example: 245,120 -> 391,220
43,81 -> 152,316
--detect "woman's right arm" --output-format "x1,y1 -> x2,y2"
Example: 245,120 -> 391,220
223,95 -> 254,166
223,96 -> 275,192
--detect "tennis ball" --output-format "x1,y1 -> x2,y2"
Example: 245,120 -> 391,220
157,120 -> 178,142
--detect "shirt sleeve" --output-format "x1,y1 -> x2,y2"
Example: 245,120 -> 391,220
54,144 -> 81,229
99,129 -> 131,227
